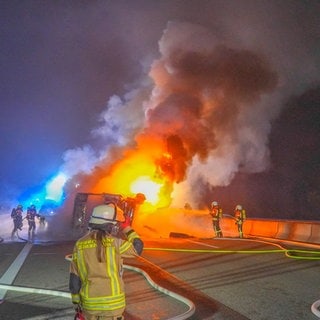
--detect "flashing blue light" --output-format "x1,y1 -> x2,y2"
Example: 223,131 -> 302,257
18,172 -> 68,211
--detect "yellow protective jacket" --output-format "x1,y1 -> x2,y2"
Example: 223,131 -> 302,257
210,207 -> 223,221
69,227 -> 143,315
235,209 -> 246,223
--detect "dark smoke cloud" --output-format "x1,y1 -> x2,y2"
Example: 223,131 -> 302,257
134,21 -> 279,207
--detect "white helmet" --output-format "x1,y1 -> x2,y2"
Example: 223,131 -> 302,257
235,204 -> 242,211
211,201 -> 218,207
89,204 -> 117,225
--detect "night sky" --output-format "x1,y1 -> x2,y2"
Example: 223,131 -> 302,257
1,1 -> 319,219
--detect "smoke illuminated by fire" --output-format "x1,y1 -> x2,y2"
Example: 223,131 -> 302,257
58,21 -> 279,213
90,146 -> 172,209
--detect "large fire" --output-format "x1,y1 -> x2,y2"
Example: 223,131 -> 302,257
130,176 -> 162,204
61,22 -> 278,238
91,134 -> 176,212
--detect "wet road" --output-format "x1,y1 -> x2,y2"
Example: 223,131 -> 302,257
0,235 -> 320,320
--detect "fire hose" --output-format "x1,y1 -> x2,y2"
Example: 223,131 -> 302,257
143,238 -> 320,318
2,238 -> 320,318
312,300 -> 320,318
65,254 -> 195,320
17,230 -> 29,242
124,263 -> 195,320
0,254 -> 194,320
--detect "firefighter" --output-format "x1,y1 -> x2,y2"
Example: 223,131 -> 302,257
39,215 -> 46,227
184,202 -> 192,210
119,193 -> 146,225
11,204 -> 24,239
234,204 -> 246,238
69,203 -> 144,320
210,201 -> 223,238
26,204 -> 40,238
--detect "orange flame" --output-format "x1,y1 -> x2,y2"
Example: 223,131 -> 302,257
92,135 -> 174,211
130,176 -> 161,204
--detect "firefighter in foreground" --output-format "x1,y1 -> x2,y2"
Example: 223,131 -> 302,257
69,203 -> 144,320
11,204 -> 24,239
234,204 -> 246,238
210,201 -> 223,238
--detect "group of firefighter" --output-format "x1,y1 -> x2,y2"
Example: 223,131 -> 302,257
10,204 -> 45,240
209,201 -> 246,238
8,196 -> 246,320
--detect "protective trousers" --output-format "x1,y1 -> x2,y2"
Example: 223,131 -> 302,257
213,220 -> 223,238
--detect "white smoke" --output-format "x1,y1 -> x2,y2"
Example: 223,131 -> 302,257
59,82 -> 152,180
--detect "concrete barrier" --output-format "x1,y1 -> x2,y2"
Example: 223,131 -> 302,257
290,222 -> 313,243
137,208 -> 320,245
309,224 -> 320,244
219,218 -> 320,245
223,217 -> 320,245
243,219 -> 320,245
247,219 -> 279,238
275,221 -> 291,240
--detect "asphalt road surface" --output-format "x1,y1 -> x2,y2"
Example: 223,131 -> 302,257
0,234 -> 320,320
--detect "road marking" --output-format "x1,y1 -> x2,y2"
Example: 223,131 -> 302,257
0,242 -> 33,301
188,239 -> 219,248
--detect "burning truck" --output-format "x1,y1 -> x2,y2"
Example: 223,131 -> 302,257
71,192 -> 146,232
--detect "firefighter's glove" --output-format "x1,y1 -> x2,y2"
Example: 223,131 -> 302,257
74,305 -> 85,320
120,215 -> 131,230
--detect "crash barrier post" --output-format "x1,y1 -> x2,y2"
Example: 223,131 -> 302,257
308,223 -> 320,245
245,219 -> 279,239
275,220 -> 291,240
289,221 -> 312,243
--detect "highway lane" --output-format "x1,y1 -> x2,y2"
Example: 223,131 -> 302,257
0,236 -> 320,319
142,237 -> 320,320
0,239 -> 192,320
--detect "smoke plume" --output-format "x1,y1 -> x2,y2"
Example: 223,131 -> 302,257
61,21 -> 279,207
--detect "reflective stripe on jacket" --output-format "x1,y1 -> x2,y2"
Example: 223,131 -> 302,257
69,228 -> 141,312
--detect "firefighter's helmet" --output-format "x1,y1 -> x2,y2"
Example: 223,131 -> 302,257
235,204 -> 242,211
89,204 -> 117,225
135,193 -> 146,204
211,201 -> 218,207
17,204 -> 23,209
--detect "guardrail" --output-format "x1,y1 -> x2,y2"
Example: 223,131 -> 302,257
221,218 -> 320,245
138,208 -> 320,245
